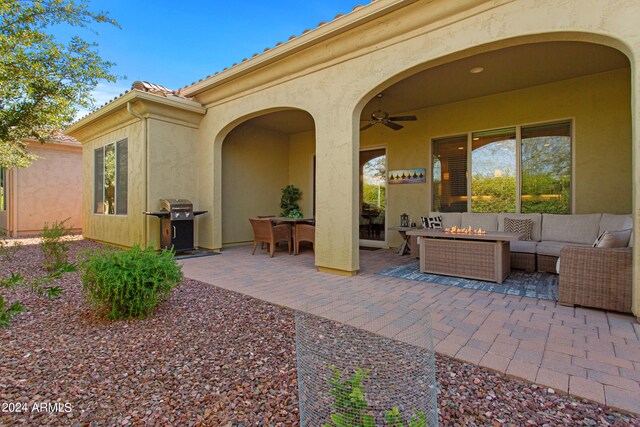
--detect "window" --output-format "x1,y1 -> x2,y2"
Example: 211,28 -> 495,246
521,122 -> 571,213
432,120 -> 571,214
94,139 -> 128,215
471,127 -> 516,213
432,135 -> 468,212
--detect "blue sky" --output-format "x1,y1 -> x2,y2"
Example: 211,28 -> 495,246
75,0 -> 363,109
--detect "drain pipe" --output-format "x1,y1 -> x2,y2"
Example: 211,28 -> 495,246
127,102 -> 149,247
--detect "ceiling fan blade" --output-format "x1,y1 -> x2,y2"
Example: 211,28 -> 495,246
388,116 -> 417,121
360,122 -> 376,131
383,120 -> 403,131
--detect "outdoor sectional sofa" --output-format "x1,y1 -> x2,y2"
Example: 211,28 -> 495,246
407,212 -> 633,313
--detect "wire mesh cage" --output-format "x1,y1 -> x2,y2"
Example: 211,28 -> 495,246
296,307 -> 437,427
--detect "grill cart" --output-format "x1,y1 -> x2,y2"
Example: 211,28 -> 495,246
144,199 -> 207,252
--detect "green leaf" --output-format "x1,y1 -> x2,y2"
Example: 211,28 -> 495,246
330,413 -> 346,427
362,414 -> 375,427
0,0 -> 121,168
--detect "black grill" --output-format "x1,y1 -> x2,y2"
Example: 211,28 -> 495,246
144,199 -> 207,252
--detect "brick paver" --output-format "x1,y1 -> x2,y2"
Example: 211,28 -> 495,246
179,245 -> 640,414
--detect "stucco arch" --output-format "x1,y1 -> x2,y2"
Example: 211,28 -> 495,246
352,31 -> 634,120
204,107 -> 317,249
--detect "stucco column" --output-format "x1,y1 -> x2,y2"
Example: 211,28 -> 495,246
633,59 -> 640,320
314,111 -> 360,275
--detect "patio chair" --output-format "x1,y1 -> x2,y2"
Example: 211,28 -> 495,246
294,223 -> 315,255
249,218 -> 291,257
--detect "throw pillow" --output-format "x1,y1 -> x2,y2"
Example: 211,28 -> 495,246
421,215 -> 443,229
504,217 -> 533,241
592,228 -> 632,248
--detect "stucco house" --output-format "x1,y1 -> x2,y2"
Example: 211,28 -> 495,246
66,0 -> 639,317
0,135 -> 82,237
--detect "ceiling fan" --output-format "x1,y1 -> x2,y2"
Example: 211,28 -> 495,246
360,94 -> 417,131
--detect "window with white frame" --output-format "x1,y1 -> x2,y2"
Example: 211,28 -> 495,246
94,139 -> 128,215
432,120 -> 571,214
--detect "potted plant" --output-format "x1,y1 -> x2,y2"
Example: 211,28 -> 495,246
280,185 -> 303,218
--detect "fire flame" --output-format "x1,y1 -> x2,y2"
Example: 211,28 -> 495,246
444,225 -> 487,235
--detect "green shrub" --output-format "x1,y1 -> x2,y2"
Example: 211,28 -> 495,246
41,219 -> 71,271
81,246 -> 183,320
0,295 -> 25,327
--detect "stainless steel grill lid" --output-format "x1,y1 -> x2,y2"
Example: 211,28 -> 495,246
161,198 -> 194,220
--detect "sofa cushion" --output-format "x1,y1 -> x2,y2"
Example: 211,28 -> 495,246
598,213 -> 632,235
430,212 -> 461,229
541,214 -> 601,245
421,215 -> 443,229
498,213 -> 542,241
510,240 -> 538,254
593,229 -> 632,248
504,217 -> 533,240
536,241 -> 591,257
461,213 -> 498,231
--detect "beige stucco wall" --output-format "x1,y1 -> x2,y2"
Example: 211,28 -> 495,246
12,143 -> 83,235
146,118 -> 201,248
289,131 -> 316,218
80,118 -> 145,247
361,68 -> 632,247
221,123 -> 291,244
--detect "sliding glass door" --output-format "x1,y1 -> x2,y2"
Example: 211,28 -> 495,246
360,148 -> 386,245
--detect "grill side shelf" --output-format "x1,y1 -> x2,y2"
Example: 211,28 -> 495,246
143,211 -> 171,218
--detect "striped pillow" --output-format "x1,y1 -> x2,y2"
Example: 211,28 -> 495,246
504,217 -> 533,240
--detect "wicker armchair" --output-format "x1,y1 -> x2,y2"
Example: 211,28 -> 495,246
249,218 -> 291,257
294,223 -> 315,255
558,246 -> 632,313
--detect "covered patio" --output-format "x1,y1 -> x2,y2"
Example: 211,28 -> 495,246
180,245 -> 640,415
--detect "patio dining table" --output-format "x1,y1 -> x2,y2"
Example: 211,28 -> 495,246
270,217 -> 315,250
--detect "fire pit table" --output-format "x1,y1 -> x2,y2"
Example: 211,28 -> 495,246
406,229 -> 525,283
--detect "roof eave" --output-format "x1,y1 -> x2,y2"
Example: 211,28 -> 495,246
66,90 -> 206,135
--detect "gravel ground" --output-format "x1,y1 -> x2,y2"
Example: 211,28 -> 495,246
1,239 -> 639,426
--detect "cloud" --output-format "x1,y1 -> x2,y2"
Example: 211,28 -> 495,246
74,82 -> 131,120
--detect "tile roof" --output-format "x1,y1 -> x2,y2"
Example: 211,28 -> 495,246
72,81 -> 187,124
131,80 -> 177,96
177,2 -> 373,93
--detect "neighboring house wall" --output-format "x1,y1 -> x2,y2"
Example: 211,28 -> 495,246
1,141 -> 82,237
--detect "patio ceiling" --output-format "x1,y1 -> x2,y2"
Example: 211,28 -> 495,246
245,41 -> 629,135
361,41 -> 629,118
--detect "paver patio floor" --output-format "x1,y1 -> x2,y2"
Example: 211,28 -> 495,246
180,244 -> 640,415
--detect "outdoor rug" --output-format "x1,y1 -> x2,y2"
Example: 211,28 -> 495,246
376,260 -> 558,301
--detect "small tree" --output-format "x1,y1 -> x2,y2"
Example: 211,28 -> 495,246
280,184 -> 303,218
0,0 -> 120,168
